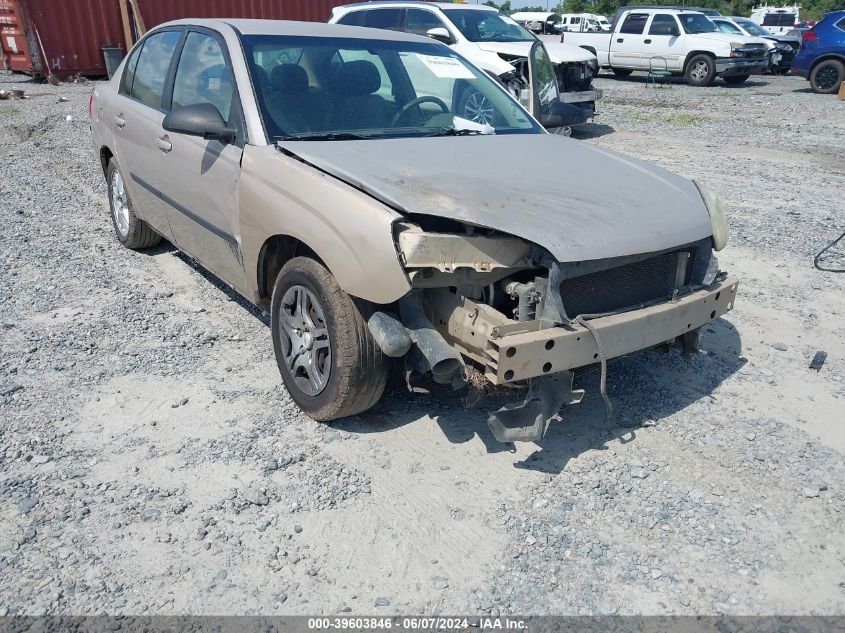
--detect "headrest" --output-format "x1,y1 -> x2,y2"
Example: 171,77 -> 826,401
333,60 -> 381,96
271,64 -> 309,95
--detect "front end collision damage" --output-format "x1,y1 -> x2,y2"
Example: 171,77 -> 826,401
366,219 -> 738,444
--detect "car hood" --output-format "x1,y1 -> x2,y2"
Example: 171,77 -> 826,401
277,135 -> 713,263
691,32 -> 770,46
475,40 -> 595,64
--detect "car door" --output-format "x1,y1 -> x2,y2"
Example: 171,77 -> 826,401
611,12 -> 649,68
156,28 -> 247,290
643,13 -> 684,70
111,28 -> 184,241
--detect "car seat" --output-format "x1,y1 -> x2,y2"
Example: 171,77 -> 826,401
329,60 -> 395,130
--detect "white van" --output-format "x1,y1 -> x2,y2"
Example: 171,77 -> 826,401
749,5 -> 800,35
559,13 -> 611,32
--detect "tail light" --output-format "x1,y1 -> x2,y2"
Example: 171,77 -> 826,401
802,30 -> 818,42
560,32 -> 565,43
88,91 -> 94,117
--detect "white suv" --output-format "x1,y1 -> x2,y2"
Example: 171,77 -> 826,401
329,2 -> 601,126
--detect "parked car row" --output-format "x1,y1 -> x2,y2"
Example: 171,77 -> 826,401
89,13 -> 738,442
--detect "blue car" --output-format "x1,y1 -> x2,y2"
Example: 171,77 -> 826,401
791,10 -> 845,93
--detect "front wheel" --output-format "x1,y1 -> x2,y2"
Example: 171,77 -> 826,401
685,54 -> 716,87
456,87 -> 498,126
270,257 -> 387,421
723,74 -> 750,85
809,59 -> 845,94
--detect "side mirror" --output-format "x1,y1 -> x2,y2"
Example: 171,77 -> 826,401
426,27 -> 454,44
527,41 -> 561,126
162,103 -> 237,144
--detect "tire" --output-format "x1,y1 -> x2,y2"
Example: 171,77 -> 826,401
612,68 -> 633,77
809,59 -> 845,94
456,87 -> 499,126
270,256 -> 387,421
106,159 -> 161,250
723,74 -> 750,85
685,54 -> 716,87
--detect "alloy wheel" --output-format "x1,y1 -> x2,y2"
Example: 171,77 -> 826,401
110,170 -> 130,237
278,285 -> 332,396
463,90 -> 495,125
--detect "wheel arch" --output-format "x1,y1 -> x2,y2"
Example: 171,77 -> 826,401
808,53 -> 845,74
99,146 -> 114,180
683,51 -> 716,72
580,45 -> 597,56
256,234 -> 325,303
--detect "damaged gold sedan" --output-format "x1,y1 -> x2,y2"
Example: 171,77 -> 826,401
91,19 -> 737,442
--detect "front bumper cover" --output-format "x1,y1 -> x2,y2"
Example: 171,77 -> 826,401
485,276 -> 739,384
715,58 -> 768,76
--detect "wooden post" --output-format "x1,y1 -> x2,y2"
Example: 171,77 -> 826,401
118,0 -> 133,50
838,79 -> 845,101
128,0 -> 147,36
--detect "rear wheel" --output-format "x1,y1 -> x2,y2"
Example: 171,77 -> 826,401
611,68 -> 633,77
106,159 -> 161,250
723,74 -> 750,85
270,257 -> 387,421
809,59 -> 845,94
685,54 -> 716,86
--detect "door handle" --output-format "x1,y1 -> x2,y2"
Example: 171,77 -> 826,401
617,38 -> 624,43
157,135 -> 172,153
114,113 -> 126,128
644,38 -> 652,43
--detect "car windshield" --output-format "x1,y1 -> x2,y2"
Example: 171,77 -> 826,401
241,35 -> 541,140
734,18 -> 771,36
678,13 -> 719,33
442,9 -> 537,42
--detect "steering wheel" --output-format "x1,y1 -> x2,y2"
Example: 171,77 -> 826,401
391,96 -> 450,126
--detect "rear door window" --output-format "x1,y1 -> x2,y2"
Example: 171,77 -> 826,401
339,8 -> 403,30
404,9 -> 449,37
619,13 -> 649,34
649,14 -> 680,35
130,30 -> 182,109
119,43 -> 143,95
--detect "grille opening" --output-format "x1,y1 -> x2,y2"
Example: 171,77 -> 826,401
560,251 -> 687,318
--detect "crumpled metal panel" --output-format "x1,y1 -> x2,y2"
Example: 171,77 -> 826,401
277,134 -> 715,264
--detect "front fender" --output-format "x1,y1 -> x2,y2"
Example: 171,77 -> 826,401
239,145 -> 411,305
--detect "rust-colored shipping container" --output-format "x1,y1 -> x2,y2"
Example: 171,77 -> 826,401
0,0 -> 362,78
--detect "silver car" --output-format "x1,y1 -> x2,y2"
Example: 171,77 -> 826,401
90,19 -> 738,443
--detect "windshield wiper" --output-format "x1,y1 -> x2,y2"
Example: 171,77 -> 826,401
277,132 -> 371,141
427,127 -> 485,137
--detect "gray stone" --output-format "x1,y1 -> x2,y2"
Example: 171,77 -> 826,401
374,597 -> 391,607
772,342 -> 788,351
19,497 -> 37,513
31,454 -> 50,464
140,508 -> 161,522
432,576 -> 449,589
802,487 -> 820,498
244,489 -> 269,506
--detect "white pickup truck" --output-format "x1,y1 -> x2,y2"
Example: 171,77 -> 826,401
563,8 -> 770,85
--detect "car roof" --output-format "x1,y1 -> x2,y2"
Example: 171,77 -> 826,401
336,1 -> 496,12
153,17 -> 434,41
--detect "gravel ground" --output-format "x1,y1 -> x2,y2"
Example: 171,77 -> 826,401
1,70 -> 844,616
